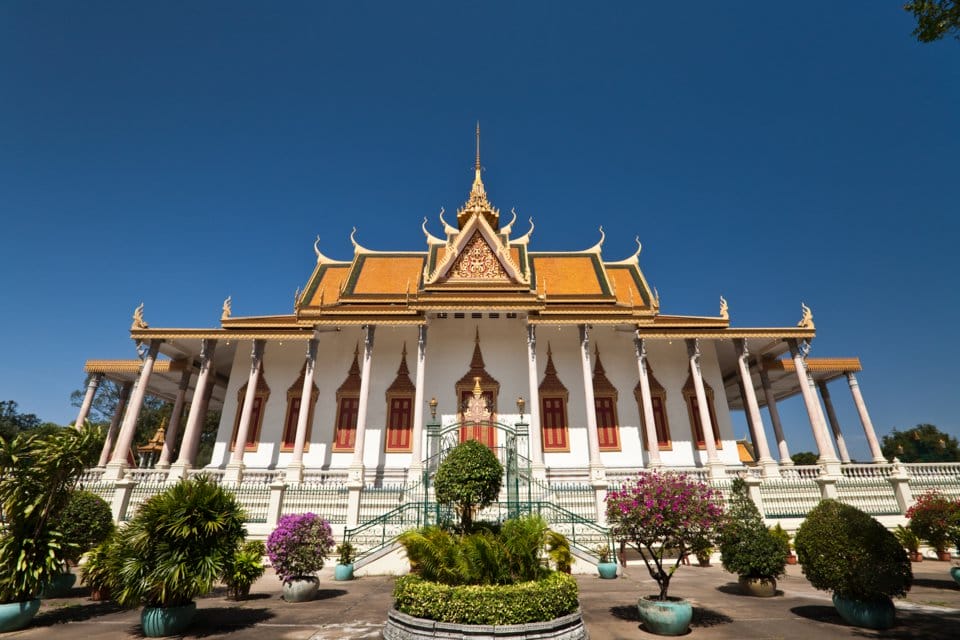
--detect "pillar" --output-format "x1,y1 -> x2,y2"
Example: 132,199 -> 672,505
225,339 -> 265,483
286,338 -> 318,483
787,340 -> 840,476
578,325 -> 604,481
734,339 -> 778,477
846,372 -> 886,463
156,369 -> 192,469
816,380 -> 851,463
105,339 -> 161,480
526,325 -> 546,478
408,324 -> 428,483
757,359 -> 791,464
349,325 -> 375,488
74,372 -> 104,429
169,339 -> 217,480
686,339 -> 723,478
97,381 -> 132,467
633,334 -> 662,468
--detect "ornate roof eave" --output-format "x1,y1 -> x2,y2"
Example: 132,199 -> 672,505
222,314 -> 300,329
84,358 -> 190,374
763,356 -> 862,373
633,326 -> 817,340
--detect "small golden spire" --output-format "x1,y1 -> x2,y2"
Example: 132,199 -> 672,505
475,121 -> 481,171
719,296 -> 729,320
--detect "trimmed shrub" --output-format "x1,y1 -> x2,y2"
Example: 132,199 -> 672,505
434,440 -> 503,531
718,479 -> 788,580
393,572 -> 579,625
794,499 -> 911,601
51,490 -> 115,564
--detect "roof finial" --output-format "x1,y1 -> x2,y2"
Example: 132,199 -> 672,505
475,121 -> 481,171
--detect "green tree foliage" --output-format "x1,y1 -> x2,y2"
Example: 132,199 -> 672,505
795,500 -> 912,601
0,400 -> 42,439
718,479 -> 788,580
905,1 -> 960,42
882,424 -> 960,462
434,440 -> 503,531
790,451 -> 818,465
50,490 -> 115,564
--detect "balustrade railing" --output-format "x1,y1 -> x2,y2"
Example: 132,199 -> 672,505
282,482 -> 349,523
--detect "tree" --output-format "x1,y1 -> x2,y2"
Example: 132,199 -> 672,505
433,440 -> 503,531
791,451 -> 818,465
0,401 -> 42,440
70,378 -> 171,449
881,424 -> 960,462
905,1 -> 960,42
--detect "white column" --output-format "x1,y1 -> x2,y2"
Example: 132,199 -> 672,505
105,340 -> 161,480
847,372 -> 886,463
169,339 -> 217,480
156,369 -> 192,469
226,339 -> 265,482
578,325 -> 604,480
734,339 -> 778,477
757,358 -> 791,464
350,326 -> 376,473
817,380 -> 851,463
526,325 -> 545,476
687,339 -> 722,478
97,381 -> 132,467
408,325 -> 428,482
788,340 -> 840,475
74,372 -> 104,429
286,338 -> 318,483
633,334 -> 662,468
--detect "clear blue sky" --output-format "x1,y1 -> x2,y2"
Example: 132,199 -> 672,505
1,2 -> 957,460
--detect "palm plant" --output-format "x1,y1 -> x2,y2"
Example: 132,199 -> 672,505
545,531 -> 573,573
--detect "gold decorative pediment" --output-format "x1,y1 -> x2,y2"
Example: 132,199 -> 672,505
447,232 -> 510,281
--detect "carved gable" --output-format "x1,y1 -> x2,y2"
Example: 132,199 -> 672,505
448,231 -> 510,281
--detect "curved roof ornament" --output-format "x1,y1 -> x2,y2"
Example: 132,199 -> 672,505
421,217 -> 444,245
438,207 -> 457,238
131,302 -> 148,330
797,302 -> 814,329
514,217 -> 535,243
501,207 -> 518,235
585,225 -> 605,253
349,226 -> 371,254
313,234 -> 343,264
719,296 -> 729,320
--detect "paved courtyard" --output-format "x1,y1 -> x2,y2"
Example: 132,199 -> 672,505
10,560 -> 960,639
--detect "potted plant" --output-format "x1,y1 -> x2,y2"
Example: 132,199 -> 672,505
605,471 -> 724,636
595,543 -> 618,579
44,489 -> 115,597
267,512 -> 335,602
546,530 -> 574,574
690,533 -> 714,567
334,541 -> 356,581
79,540 -> 114,601
907,491 -> 960,561
769,523 -> 796,565
107,476 -> 247,637
795,499 -> 912,630
433,439 -> 503,532
0,425 -> 99,632
718,479 -> 788,597
223,540 -> 266,600
893,525 -> 923,562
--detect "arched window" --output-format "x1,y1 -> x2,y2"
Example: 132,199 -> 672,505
683,370 -> 722,449
539,343 -> 569,451
230,366 -> 270,452
634,361 -> 671,449
592,346 -> 620,452
281,362 -> 318,452
332,345 -> 362,452
385,344 -> 416,452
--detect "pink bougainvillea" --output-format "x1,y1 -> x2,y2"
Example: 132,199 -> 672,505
266,512 -> 335,584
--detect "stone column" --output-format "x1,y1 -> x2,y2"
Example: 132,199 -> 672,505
633,334 -> 662,468
105,340 -> 161,480
578,325 -> 604,480
97,381 -> 133,467
526,325 -> 546,478
225,339 -> 265,483
816,380 -> 851,463
156,369 -> 192,469
408,325 -> 428,484
846,372 -> 886,463
686,339 -> 723,478
757,358 -> 791,464
74,372 -> 104,429
169,339 -> 217,480
787,340 -> 840,476
349,325 -> 376,477
286,338 -> 318,483
734,340 -> 778,477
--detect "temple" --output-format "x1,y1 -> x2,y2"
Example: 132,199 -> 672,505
76,128 -> 920,549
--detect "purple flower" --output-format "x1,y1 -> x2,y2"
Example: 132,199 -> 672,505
267,512 -> 336,583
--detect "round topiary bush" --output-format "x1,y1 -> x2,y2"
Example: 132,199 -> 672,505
719,479 -> 788,583
794,499 -> 911,602
52,490 -> 115,564
434,440 -> 503,531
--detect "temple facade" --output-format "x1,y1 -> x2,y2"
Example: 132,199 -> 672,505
76,130 -> 901,538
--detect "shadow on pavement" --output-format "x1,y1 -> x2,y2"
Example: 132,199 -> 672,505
314,588 -> 348,600
31,601 -> 126,626
791,605 -> 960,639
132,607 -> 277,638
912,577 -> 958,590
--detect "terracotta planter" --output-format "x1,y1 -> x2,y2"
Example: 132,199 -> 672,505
786,554 -> 798,565
738,576 -> 777,597
938,551 -> 953,561
89,586 -> 111,602
909,552 -> 923,563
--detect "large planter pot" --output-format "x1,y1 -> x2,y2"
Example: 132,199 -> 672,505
596,561 -> 618,579
40,572 -> 77,598
738,576 -> 777,597
909,552 -> 923,563
141,601 -> 197,638
785,554 -> 798,565
832,594 -> 895,630
334,564 -> 354,581
636,596 -> 693,636
938,551 -> 953,561
0,600 -> 41,633
949,566 -> 960,586
383,608 -> 587,640
282,576 -> 319,602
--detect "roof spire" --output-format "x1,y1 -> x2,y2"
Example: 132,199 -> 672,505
457,122 -> 499,229
475,121 -> 481,171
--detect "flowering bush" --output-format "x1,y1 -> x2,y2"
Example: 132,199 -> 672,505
266,513 -> 335,583
906,491 -> 960,554
605,471 -> 723,600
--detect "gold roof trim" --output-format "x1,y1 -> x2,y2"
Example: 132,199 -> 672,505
765,357 -> 862,373
85,359 -> 190,374
131,328 -> 315,341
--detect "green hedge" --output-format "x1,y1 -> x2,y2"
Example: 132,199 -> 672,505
393,572 -> 579,625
